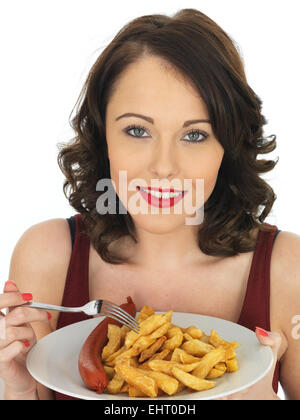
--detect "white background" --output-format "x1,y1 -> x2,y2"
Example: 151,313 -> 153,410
1,0 -> 298,400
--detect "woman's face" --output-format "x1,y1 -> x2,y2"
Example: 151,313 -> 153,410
105,55 -> 224,234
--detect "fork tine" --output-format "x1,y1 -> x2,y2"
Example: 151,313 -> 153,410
102,301 -> 136,318
102,302 -> 140,329
102,307 -> 140,332
102,311 -> 140,334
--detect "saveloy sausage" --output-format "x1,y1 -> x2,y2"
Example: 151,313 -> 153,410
78,296 -> 136,393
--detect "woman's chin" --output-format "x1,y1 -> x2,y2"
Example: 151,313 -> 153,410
130,213 -> 190,234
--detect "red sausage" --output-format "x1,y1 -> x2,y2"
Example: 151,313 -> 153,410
78,296 -> 136,393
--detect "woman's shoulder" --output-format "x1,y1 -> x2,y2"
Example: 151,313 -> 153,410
8,218 -> 74,400
271,229 -> 300,338
12,217 -> 72,263
18,216 -> 71,240
271,229 -> 300,280
270,229 -> 300,398
9,217 -> 72,316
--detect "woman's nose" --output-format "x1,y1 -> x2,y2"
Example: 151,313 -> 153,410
149,139 -> 179,180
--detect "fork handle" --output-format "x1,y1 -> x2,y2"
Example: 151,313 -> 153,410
20,302 -> 83,313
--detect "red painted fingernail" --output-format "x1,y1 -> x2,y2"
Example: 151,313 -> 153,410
47,312 -> 51,320
21,293 -> 33,302
256,327 -> 269,337
4,280 -> 17,287
23,341 -> 30,347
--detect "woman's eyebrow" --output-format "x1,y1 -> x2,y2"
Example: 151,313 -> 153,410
115,112 -> 211,127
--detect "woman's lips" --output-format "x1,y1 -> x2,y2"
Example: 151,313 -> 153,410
140,186 -> 185,193
136,186 -> 186,208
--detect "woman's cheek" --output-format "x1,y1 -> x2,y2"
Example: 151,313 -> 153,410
203,170 -> 220,200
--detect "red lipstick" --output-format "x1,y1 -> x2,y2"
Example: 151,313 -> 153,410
136,186 -> 186,208
136,186 -> 185,192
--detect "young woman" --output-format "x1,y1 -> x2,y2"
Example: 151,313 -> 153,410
1,8 -> 299,400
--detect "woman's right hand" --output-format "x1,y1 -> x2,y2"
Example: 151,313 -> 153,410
0,280 -> 50,397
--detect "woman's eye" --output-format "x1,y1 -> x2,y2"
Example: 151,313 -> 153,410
124,125 -> 208,143
183,130 -> 208,143
124,125 -> 149,138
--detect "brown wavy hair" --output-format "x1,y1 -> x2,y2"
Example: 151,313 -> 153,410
57,8 -> 279,264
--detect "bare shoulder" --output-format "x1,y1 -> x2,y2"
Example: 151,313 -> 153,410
8,218 -> 72,399
271,229 -> 300,296
272,229 -> 300,266
271,230 -> 300,399
271,230 -> 300,329
11,217 -> 71,260
8,218 -> 72,331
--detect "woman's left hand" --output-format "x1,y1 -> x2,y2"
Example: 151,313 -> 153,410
216,327 -> 282,400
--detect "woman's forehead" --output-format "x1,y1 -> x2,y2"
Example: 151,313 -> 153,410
107,63 -> 209,122
112,56 -> 199,95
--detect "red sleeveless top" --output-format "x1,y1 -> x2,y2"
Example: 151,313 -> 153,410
54,213 -> 281,400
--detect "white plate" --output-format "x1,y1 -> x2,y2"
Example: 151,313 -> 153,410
26,313 -> 273,400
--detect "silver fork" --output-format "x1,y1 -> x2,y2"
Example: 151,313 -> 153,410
20,299 -> 140,334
